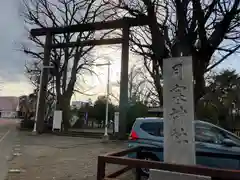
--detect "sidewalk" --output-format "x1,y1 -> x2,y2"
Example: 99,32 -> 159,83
0,126 -> 17,180
69,128 -> 113,134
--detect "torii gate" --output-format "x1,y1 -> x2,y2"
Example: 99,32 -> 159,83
30,16 -> 149,138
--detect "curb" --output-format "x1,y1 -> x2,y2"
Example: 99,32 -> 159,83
17,128 -> 129,142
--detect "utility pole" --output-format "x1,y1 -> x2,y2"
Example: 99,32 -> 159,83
94,62 -> 111,139
104,61 -> 110,138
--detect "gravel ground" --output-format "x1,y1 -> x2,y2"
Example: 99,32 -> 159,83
6,131 -> 134,180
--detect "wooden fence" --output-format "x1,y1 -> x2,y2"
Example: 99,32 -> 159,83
97,146 -> 240,180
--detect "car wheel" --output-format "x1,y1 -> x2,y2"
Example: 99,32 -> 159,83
137,152 -> 159,177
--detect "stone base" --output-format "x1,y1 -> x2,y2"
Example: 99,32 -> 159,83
101,135 -> 109,143
31,131 -> 38,136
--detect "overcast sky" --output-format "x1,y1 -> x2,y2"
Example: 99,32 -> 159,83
0,0 -> 239,101
0,0 -> 34,96
0,0 -> 30,80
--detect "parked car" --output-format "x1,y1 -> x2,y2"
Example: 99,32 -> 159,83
128,117 -> 240,176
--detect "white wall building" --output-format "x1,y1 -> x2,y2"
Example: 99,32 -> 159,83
71,100 -> 93,109
0,96 -> 19,118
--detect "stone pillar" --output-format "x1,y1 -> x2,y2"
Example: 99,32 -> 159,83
163,56 -> 195,165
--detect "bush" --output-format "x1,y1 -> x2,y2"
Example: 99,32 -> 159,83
20,119 -> 34,129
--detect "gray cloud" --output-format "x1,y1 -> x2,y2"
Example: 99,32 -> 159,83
0,0 -> 28,82
1,0 -> 240,85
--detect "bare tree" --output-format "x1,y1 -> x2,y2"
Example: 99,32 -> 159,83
102,0 -> 240,106
21,0 -> 109,132
111,64 -> 160,106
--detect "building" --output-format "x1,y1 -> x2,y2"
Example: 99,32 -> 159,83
148,107 -> 163,117
71,100 -> 93,109
0,96 -> 19,118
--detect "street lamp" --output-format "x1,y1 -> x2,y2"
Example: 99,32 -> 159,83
95,62 -> 111,138
33,65 -> 54,133
232,102 -> 237,122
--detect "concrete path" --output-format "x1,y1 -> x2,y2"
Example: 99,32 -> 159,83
0,118 -> 18,180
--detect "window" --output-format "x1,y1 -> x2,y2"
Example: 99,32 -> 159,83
195,123 -> 226,144
140,122 -> 163,137
223,131 -> 240,145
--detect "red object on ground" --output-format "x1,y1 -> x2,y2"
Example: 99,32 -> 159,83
0,119 -> 16,125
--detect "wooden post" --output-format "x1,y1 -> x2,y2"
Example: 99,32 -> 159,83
135,149 -> 141,180
163,56 -> 195,165
36,32 -> 52,133
118,25 -> 129,139
97,156 -> 106,180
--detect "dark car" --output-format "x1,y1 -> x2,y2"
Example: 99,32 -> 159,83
128,117 -> 240,175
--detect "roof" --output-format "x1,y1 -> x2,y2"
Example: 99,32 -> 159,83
148,107 -> 163,112
0,96 -> 19,111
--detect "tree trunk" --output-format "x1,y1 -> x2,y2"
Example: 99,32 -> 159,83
55,85 -> 71,132
192,54 -> 207,115
194,73 -> 205,105
57,95 -> 71,132
153,77 -> 163,106
61,102 -> 70,132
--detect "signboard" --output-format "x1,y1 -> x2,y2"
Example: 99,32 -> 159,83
114,112 -> 119,133
149,169 -> 211,180
163,56 -> 195,165
84,112 -> 88,125
69,115 -> 78,127
53,110 -> 62,131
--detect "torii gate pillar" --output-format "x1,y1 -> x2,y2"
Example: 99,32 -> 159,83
118,25 -> 129,139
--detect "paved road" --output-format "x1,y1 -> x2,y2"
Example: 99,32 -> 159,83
0,118 -> 18,180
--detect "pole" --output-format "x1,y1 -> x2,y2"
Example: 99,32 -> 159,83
232,103 -> 236,128
33,68 -> 43,133
104,62 -> 110,137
